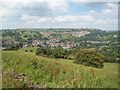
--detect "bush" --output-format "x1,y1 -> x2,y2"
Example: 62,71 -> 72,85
30,50 -> 33,52
74,49 -> 104,68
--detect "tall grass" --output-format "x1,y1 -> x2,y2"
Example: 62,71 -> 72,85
2,51 -> 118,88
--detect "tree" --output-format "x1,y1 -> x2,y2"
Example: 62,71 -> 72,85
53,47 -> 69,59
36,47 -> 53,57
74,49 -> 104,68
30,50 -> 33,52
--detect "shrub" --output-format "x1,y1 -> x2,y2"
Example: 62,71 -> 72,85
74,49 -> 104,68
30,50 -> 33,52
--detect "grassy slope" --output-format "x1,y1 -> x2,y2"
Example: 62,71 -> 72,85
18,47 -> 38,53
0,51 -> 2,89
2,51 -> 118,88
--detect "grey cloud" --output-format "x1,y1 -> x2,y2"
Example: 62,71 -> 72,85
20,2 -> 53,16
1,2 -> 53,17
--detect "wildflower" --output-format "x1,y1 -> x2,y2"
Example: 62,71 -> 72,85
54,68 -> 59,76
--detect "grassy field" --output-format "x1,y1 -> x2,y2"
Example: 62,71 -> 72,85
0,50 -> 2,89
2,51 -> 118,88
18,46 -> 38,53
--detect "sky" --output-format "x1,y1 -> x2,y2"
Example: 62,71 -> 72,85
0,0 -> 119,30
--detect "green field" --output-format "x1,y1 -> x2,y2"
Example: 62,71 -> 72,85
18,46 -> 38,53
2,51 -> 118,88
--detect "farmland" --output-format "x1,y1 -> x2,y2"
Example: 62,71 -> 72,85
2,51 -> 118,88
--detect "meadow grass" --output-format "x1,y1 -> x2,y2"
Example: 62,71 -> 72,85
0,50 -> 2,87
2,51 -> 118,88
103,63 -> 118,72
18,46 -> 38,53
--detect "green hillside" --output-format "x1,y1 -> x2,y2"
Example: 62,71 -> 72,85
2,51 -> 118,88
18,46 -> 38,53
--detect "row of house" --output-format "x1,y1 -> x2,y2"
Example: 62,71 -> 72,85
31,39 -> 111,49
71,31 -> 90,37
81,41 -> 110,44
40,31 -> 90,37
31,39 -> 80,49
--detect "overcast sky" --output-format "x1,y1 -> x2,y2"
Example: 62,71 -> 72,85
0,0 -> 119,30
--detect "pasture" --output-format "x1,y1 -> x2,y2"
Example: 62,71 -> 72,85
2,51 -> 118,88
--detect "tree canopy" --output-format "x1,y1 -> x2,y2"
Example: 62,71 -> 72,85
74,49 -> 104,68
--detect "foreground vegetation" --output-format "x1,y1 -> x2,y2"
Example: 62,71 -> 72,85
2,51 -> 118,88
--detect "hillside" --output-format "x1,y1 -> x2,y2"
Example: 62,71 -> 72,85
2,51 -> 118,88
18,46 -> 38,53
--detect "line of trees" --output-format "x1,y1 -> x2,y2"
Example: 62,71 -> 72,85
36,47 -> 105,68
3,42 -> 23,51
36,47 -> 70,59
